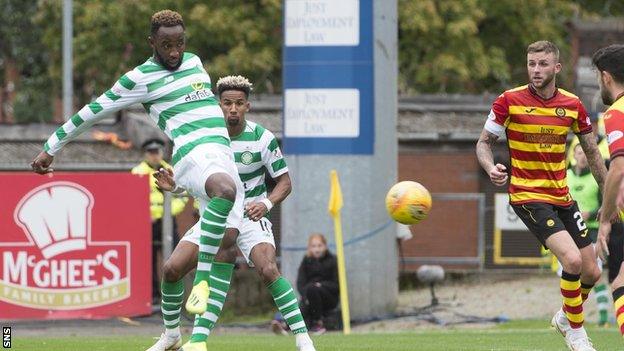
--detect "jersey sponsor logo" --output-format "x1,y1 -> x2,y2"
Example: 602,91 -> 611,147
608,130 -> 624,145
555,107 -> 566,117
0,182 -> 129,310
184,88 -> 211,102
522,127 -> 565,148
240,151 -> 254,165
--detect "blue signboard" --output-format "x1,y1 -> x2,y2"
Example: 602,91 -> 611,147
282,0 -> 374,154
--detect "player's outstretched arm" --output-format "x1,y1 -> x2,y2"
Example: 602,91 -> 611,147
32,71 -> 144,174
579,132 -> 608,193
476,129 -> 507,186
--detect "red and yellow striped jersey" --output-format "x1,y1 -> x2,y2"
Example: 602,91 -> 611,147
604,95 -> 624,160
484,84 -> 592,206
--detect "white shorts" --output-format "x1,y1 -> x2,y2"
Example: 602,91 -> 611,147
181,216 -> 276,266
173,143 -> 244,229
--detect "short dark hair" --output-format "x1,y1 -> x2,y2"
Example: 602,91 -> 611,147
592,44 -> 624,85
216,75 -> 253,98
141,138 -> 165,151
527,40 -> 560,61
151,10 -> 184,35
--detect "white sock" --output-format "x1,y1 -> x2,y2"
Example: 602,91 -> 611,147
295,333 -> 313,346
165,327 -> 180,337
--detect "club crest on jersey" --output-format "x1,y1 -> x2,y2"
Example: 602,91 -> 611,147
240,151 -> 254,165
555,107 -> 566,117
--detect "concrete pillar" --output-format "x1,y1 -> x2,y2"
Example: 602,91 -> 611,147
281,0 -> 398,319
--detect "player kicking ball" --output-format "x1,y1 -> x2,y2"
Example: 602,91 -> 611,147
593,44 -> 624,338
30,9 -> 243,328
476,41 -> 607,351
147,76 -> 315,351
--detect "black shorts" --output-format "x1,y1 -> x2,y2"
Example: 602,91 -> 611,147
608,222 -> 624,283
511,201 -> 592,249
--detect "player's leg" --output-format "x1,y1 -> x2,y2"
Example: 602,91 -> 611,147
560,204 -> 601,304
147,239 -> 198,351
608,223 -> 624,335
578,242 -> 609,326
186,172 -> 237,315
547,231 -> 595,349
512,203 -> 594,349
250,241 -> 315,351
186,228 -> 238,345
579,244 -> 601,298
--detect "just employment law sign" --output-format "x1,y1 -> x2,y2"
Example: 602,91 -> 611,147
283,0 -> 374,154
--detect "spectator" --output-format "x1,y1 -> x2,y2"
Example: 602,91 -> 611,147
131,138 -> 187,302
296,233 -> 339,335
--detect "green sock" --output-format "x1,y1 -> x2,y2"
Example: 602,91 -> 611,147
190,262 -> 234,342
595,283 -> 610,324
161,280 -> 184,330
195,197 -> 233,284
269,277 -> 308,334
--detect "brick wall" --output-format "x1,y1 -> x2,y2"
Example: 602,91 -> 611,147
397,144 -> 482,271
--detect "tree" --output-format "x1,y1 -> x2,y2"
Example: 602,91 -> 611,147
398,0 -> 581,94
36,0 -> 282,117
0,0 -> 53,123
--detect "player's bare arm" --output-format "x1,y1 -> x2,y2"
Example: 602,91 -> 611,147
476,129 -> 508,186
578,132 -> 608,193
597,156 -> 624,260
246,172 -> 292,221
31,151 -> 54,174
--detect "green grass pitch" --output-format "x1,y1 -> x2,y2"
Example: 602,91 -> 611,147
11,320 -> 623,351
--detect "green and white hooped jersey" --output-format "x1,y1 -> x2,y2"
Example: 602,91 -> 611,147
231,121 -> 287,206
44,52 -> 229,166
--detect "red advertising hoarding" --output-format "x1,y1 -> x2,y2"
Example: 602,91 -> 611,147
0,172 -> 151,319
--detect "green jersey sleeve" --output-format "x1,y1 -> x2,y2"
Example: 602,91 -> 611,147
43,69 -> 146,155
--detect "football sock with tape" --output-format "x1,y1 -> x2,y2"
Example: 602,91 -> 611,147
269,277 -> 308,334
612,286 -> 624,335
190,262 -> 234,342
561,271 -> 584,329
194,197 -> 233,284
580,282 -> 593,302
161,280 -> 184,335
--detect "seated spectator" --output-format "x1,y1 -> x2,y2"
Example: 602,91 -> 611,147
297,233 -> 339,335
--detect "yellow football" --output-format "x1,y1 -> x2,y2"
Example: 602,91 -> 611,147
385,181 -> 432,225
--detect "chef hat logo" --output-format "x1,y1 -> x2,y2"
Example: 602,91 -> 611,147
14,182 -> 94,259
